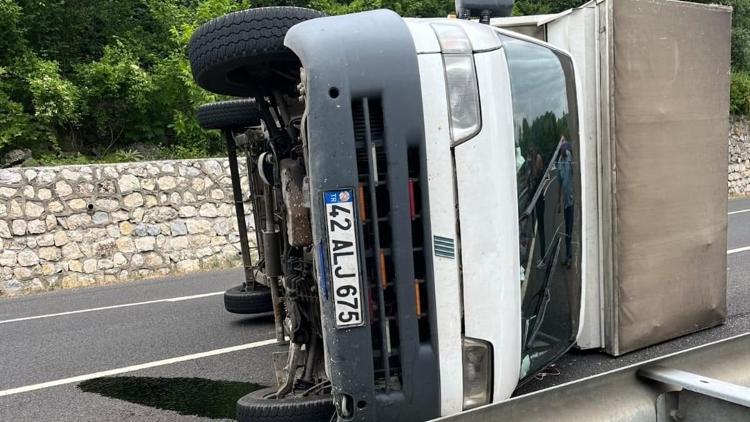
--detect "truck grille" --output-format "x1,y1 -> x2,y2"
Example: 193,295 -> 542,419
352,98 -> 431,392
408,147 -> 431,344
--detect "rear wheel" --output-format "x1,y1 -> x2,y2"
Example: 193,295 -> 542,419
196,99 -> 261,130
224,284 -> 273,314
188,7 -> 325,97
236,387 -> 334,422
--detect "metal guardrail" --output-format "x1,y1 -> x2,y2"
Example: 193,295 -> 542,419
435,333 -> 750,421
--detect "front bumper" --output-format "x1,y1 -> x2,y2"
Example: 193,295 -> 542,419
286,10 -> 440,422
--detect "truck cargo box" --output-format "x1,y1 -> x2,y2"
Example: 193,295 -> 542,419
493,0 -> 732,355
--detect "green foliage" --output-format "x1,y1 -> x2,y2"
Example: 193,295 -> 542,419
104,148 -> 146,163
26,58 -> 80,127
29,152 -> 95,167
0,66 -> 44,152
732,27 -> 750,72
0,91 -> 34,151
0,0 -> 25,63
0,0 -> 245,164
731,72 -> 750,115
512,0 -> 581,16
75,42 -> 155,145
730,1 -> 750,72
315,0 -> 455,17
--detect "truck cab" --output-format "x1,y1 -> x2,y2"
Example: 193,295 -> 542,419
189,6 -> 583,422
287,12 -> 584,420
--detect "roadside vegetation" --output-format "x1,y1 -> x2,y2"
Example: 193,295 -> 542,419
1,0 -> 748,166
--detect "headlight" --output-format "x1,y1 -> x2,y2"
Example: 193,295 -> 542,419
462,337 -> 493,410
431,23 -> 482,146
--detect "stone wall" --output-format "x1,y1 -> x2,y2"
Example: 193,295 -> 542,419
0,159 -> 253,296
1,118 -> 748,296
729,116 -> 750,197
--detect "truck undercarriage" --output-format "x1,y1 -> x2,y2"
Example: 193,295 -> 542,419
191,7 -> 336,420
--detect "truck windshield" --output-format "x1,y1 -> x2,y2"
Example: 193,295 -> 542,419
498,33 -> 582,380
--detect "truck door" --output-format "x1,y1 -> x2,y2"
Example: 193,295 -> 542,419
497,32 -> 583,382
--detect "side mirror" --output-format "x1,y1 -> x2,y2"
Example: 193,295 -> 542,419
456,0 -> 513,23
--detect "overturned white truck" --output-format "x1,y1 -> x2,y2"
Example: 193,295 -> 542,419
188,0 -> 731,420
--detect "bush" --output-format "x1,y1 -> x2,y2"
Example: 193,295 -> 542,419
27,58 -> 80,128
0,0 -> 24,63
0,0 -> 255,165
75,42 -> 155,146
731,72 -> 750,115
0,66 -> 46,152
0,91 -> 34,152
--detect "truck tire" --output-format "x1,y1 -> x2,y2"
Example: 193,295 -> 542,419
196,100 -> 261,130
188,7 -> 325,97
224,285 -> 273,314
236,388 -> 334,422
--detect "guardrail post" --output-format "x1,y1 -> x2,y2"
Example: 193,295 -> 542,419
638,366 -> 750,421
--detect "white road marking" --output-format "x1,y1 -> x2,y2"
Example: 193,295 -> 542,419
728,208 -> 750,215
164,291 -> 224,302
0,291 -> 224,325
0,338 -> 277,397
728,245 -> 750,255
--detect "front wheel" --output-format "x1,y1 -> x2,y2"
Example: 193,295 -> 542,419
236,387 -> 334,422
188,6 -> 325,97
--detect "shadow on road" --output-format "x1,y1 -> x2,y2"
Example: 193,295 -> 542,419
78,376 -> 263,419
229,313 -> 275,326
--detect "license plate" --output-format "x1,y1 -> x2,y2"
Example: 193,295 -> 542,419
324,190 -> 365,328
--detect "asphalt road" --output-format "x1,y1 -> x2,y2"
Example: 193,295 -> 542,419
0,270 -> 284,421
0,198 -> 748,421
